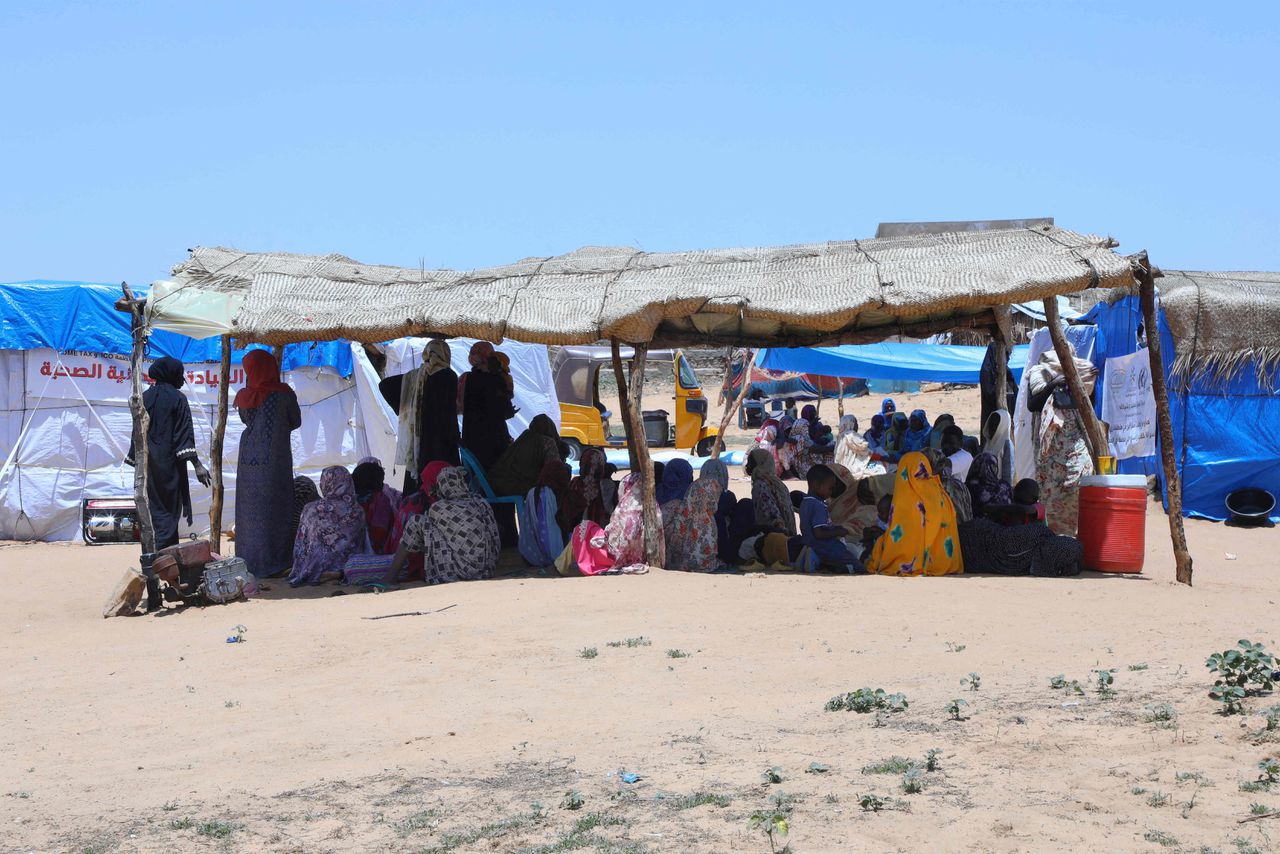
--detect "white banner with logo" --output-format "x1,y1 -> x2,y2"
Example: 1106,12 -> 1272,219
24,350 -> 246,406
1101,347 -> 1157,460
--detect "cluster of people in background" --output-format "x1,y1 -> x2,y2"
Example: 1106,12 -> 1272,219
132,338 -> 1093,612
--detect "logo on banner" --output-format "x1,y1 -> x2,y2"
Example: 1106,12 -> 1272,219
1101,348 -> 1156,460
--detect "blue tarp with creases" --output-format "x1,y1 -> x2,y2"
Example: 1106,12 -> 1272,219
757,341 -> 1031,385
0,280 -> 354,375
1084,295 -> 1280,522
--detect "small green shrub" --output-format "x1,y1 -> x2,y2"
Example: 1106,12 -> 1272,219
1093,668 -> 1116,697
1208,640 -> 1276,714
825,688 -> 907,714
862,757 -> 914,775
946,698 -> 968,721
1143,829 -> 1178,847
1147,790 -> 1170,808
901,767 -> 925,794
962,672 -> 981,692
1144,703 -> 1178,727
666,649 -> 690,659
924,749 -> 942,772
560,790 -> 584,811
579,647 -> 598,659
1129,663 -> 1150,671
761,766 -> 784,785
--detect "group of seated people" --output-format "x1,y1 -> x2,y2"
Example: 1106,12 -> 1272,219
281,385 -> 1081,586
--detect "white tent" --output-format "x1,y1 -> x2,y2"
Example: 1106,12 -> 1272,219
0,344 -> 395,541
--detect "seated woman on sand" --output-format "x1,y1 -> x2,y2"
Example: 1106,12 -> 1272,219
865,451 -> 963,577
289,466 -> 370,586
386,466 -> 501,585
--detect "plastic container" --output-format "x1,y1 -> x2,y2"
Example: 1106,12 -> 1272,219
1077,474 -> 1147,573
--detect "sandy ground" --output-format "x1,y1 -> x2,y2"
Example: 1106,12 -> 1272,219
5,389 -> 1280,853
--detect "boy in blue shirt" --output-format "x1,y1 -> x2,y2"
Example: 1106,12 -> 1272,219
799,464 -> 867,574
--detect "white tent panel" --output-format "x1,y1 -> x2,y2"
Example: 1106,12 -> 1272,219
0,344 -> 396,542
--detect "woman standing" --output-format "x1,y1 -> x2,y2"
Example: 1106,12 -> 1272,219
459,341 -> 513,470
234,350 -> 302,578
1027,351 -> 1097,535
417,339 -> 461,469
487,414 -> 562,497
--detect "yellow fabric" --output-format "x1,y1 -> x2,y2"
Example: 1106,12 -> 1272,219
866,452 -> 963,577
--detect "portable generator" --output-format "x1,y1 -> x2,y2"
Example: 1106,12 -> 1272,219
81,497 -> 140,544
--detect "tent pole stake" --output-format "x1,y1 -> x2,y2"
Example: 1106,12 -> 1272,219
1134,252 -> 1194,586
1042,297 -> 1108,468
209,334 -> 231,552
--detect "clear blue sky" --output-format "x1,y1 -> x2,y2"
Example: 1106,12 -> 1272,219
2,1 -> 1276,286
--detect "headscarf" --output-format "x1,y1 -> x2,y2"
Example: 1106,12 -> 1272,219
801,404 -> 818,422
966,452 -> 1013,514
747,448 -> 796,535
866,452 -> 963,577
234,350 -> 291,410
424,466 -> 500,582
884,412 -> 909,453
928,414 -> 956,450
668,477 -> 723,572
655,458 -> 694,505
487,414 -> 561,497
148,356 -> 185,388
288,466 -> 369,586
605,473 -> 663,567
424,339 -> 452,376
827,462 -> 864,533
468,341 -> 495,370
901,409 -> 932,454
981,409 -> 1015,484
572,447 -> 613,526
359,455 -> 402,507
881,398 -> 897,416
864,413 -> 886,443
492,351 -> 514,395
699,458 -> 730,493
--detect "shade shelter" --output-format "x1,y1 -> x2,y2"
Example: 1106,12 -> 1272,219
137,224 -> 1195,583
1085,271 -> 1280,522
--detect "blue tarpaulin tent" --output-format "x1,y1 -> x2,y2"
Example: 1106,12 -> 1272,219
757,341 -> 1031,385
1084,295 -> 1280,523
0,280 -> 354,375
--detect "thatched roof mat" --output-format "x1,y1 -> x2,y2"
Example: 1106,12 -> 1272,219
149,226 -> 1132,348
1156,271 -> 1280,386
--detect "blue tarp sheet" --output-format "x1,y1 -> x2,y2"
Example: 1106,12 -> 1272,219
1,281 -> 353,375
757,341 -> 1031,385
1084,296 -> 1280,522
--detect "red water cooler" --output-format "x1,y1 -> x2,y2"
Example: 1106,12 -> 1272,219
1076,474 -> 1148,573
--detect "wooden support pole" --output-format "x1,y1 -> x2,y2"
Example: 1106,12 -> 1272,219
837,380 -> 846,419
610,338 -> 639,472
1134,252 -> 1194,586
617,339 -> 664,567
119,284 -> 155,555
712,348 -> 756,460
990,306 -> 1013,423
1042,297 -> 1108,468
271,344 -> 285,366
208,334 -> 231,553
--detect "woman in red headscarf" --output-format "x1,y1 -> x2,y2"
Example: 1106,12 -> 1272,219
458,341 -> 514,470
234,349 -> 302,577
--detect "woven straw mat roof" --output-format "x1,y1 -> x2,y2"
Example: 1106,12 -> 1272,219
1155,271 -> 1280,386
160,226 -> 1132,348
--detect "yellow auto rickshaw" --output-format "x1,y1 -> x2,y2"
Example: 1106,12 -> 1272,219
553,346 -> 719,461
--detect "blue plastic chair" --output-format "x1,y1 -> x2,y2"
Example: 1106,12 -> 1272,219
458,447 -> 525,519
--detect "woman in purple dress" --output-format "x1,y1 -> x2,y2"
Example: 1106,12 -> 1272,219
234,350 -> 301,577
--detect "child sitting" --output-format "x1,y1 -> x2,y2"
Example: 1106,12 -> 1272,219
986,479 -> 1046,526
798,465 -> 866,574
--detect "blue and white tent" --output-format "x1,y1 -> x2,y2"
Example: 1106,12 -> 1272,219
0,280 -> 394,541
